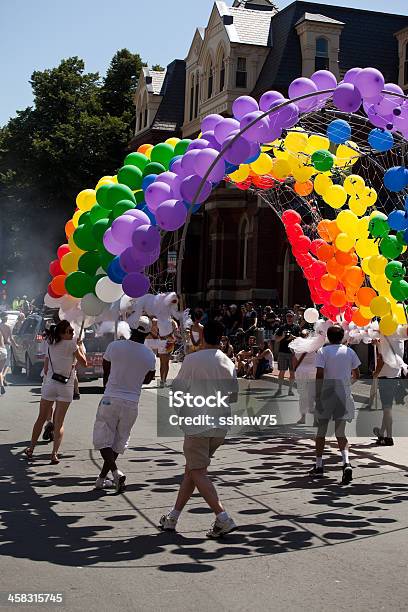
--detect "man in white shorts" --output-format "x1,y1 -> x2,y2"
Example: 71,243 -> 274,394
93,316 -> 156,492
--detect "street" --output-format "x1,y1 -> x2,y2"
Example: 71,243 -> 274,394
1,367 -> 408,612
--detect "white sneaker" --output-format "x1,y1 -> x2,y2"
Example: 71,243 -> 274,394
94,477 -> 114,490
112,470 -> 126,493
206,517 -> 237,538
158,514 -> 178,531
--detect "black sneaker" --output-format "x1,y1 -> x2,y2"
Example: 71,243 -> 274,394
73,393 -> 80,400
384,437 -> 394,446
341,463 -> 353,485
309,465 -> 324,478
42,422 -> 54,441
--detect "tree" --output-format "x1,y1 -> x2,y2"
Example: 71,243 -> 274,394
151,64 -> 165,71
101,49 -> 145,120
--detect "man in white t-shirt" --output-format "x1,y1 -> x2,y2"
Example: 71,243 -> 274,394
93,316 -> 156,492
159,320 -> 239,539
311,325 -> 360,485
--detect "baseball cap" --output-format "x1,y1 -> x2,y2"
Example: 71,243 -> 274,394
127,314 -> 152,334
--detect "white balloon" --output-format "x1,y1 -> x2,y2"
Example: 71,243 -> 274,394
60,294 -> 80,312
304,307 -> 319,324
95,277 -> 124,303
44,293 -> 62,308
81,293 -> 105,316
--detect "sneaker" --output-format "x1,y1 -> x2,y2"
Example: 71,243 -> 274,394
94,477 -> 115,490
309,465 -> 324,478
288,389 -> 294,396
206,517 -> 236,539
384,437 -> 394,446
0,385 -> 5,395
42,421 -> 54,441
158,514 -> 178,532
113,470 -> 126,493
373,427 -> 385,446
341,463 -> 353,485
73,393 -> 80,400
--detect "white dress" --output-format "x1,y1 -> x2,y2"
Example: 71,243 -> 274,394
295,351 -> 316,416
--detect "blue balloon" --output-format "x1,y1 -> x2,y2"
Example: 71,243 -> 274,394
183,201 -> 201,213
327,119 -> 351,144
405,195 -> 408,213
368,128 -> 394,152
225,162 -> 239,174
140,204 -> 157,226
388,210 -> 408,231
107,257 -> 126,284
141,174 -> 157,191
169,155 -> 183,171
244,148 -> 261,164
384,166 -> 408,192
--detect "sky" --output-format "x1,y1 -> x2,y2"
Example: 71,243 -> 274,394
1,0 -> 408,126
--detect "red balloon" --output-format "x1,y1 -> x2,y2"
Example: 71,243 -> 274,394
295,253 -> 314,267
293,235 -> 311,254
286,223 -> 303,238
311,260 -> 326,278
49,259 -> 63,277
47,283 -> 61,298
282,209 -> 301,225
310,239 -> 326,256
57,244 -> 70,260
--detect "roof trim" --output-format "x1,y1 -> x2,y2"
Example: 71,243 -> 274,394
295,12 -> 344,27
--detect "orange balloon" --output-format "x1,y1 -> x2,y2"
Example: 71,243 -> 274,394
327,220 -> 340,243
346,288 -> 357,302
294,180 -> 313,196
50,274 -> 67,296
335,250 -> 354,266
330,289 -> 347,308
317,243 -> 335,262
138,143 -> 153,155
65,220 -> 75,238
356,287 -> 377,307
326,257 -> 345,279
344,266 -> 365,288
352,309 -> 371,327
349,252 -> 358,267
317,220 -> 331,242
320,274 -> 338,291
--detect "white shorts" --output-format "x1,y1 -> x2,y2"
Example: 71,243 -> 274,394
93,396 -> 139,454
41,380 -> 74,403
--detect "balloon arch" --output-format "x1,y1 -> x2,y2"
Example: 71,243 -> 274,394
45,67 -> 408,337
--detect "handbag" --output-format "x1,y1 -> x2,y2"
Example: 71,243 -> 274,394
48,348 -> 72,385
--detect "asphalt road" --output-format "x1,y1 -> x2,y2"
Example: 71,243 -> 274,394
1,367 -> 408,612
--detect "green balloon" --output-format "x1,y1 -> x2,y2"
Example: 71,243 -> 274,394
396,230 -> 408,246
98,247 -> 115,272
369,213 -> 390,239
134,190 -> 145,204
78,211 -> 91,226
174,139 -> 192,156
92,218 -> 111,243
65,271 -> 95,299
73,224 -> 99,251
311,149 -> 334,172
111,199 -> 136,220
142,161 -> 166,177
105,184 -> 136,209
150,143 -> 174,170
390,279 -> 408,301
90,203 -> 109,224
117,165 -> 143,190
385,260 -> 406,281
380,235 -> 403,259
96,184 -> 112,208
124,152 -> 148,171
78,251 -> 101,276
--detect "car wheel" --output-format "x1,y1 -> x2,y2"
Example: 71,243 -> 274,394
11,351 -> 22,375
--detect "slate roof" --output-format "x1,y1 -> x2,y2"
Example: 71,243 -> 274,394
151,59 -> 186,132
253,0 -> 408,97
142,67 -> 166,95
215,1 -> 275,46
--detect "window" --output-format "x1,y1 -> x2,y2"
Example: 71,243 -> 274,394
236,57 -> 247,88
138,111 -> 142,131
194,74 -> 199,117
144,108 -> 148,128
239,217 -> 249,280
315,37 -> 329,71
208,63 -> 213,98
220,56 -> 225,91
189,74 -> 194,121
404,42 -> 408,84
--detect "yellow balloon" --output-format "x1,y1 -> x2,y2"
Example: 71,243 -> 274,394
95,179 -> 114,189
359,305 -> 374,320
379,313 -> 398,336
335,232 -> 355,252
76,189 -> 96,212
348,196 -> 367,217
72,210 -> 83,228
305,134 -> 330,154
284,130 -> 308,153
145,145 -> 153,160
250,152 -> 273,175
68,235 -> 85,255
355,238 -> 378,258
376,276 -> 391,294
60,252 -> 80,275
272,158 -> 291,179
323,185 -> 347,209
368,255 -> 387,275
111,175 -> 118,183
229,165 -> 250,182
361,186 -> 378,206
336,210 -> 359,236
355,216 -> 370,239
336,142 -> 360,163
272,139 -> 290,160
291,162 -> 314,183
314,173 -> 333,196
391,302 -> 407,325
361,257 -> 372,274
165,137 -> 180,147
370,295 -> 391,317
344,174 -> 365,196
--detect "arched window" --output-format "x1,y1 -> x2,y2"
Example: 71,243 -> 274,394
138,110 -> 142,132
189,73 -> 195,121
194,71 -> 199,117
315,37 -> 329,71
404,41 -> 408,85
220,54 -> 225,91
207,62 -> 213,98
239,217 -> 249,280
144,107 -> 148,127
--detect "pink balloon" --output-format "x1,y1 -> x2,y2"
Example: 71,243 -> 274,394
145,181 -> 172,213
122,272 -> 150,299
156,199 -> 188,231
132,224 -> 161,253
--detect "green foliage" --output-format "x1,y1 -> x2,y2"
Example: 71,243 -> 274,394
151,64 -> 165,72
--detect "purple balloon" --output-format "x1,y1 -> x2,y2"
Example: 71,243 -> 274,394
156,171 -> 178,189
311,70 -> 337,91
200,130 -> 220,150
268,99 -> 299,129
232,96 -> 259,121
181,149 -> 201,173
201,113 -> 223,132
221,132 -> 251,165
375,83 -> 404,115
145,181 -> 172,213
120,247 -> 144,273
343,68 -> 362,85
366,105 -> 391,129
122,272 -> 150,299
240,111 -> 271,143
214,118 -> 240,145
194,148 -> 225,182
103,228 -> 125,256
123,209 -> 151,225
333,83 -> 362,113
187,138 -> 210,151
259,90 -> 284,112
170,158 -> 189,179
132,224 -> 161,253
355,67 -> 385,99
156,199 -> 188,231
180,175 -> 212,204
288,78 -> 318,112
111,215 -> 140,245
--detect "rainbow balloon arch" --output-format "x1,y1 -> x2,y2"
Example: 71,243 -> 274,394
45,67 -> 408,336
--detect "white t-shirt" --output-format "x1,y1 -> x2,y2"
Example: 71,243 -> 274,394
315,344 -> 361,381
45,339 -> 77,384
103,340 -> 156,403
378,335 -> 407,378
